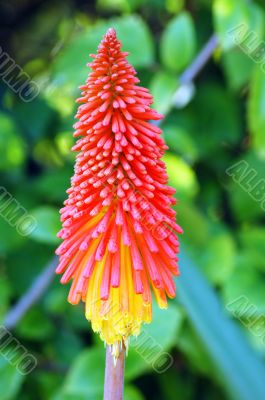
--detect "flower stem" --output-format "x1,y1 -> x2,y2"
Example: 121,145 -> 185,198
104,343 -> 125,400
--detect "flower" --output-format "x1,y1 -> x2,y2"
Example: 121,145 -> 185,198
55,28 -> 182,353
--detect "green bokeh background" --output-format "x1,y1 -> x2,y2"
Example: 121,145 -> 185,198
0,0 -> 265,399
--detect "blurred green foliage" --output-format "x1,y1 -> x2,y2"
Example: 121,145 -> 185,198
0,0 -> 265,399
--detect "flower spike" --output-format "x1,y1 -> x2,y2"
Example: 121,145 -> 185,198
56,28 -> 183,353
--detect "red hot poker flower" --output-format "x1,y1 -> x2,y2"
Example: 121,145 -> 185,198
55,28 -> 183,353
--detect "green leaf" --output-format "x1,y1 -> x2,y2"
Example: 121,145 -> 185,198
178,322 -> 216,377
160,12 -> 196,72
178,204 -> 235,286
51,16 -> 154,91
176,249 -> 265,400
192,82 -> 241,158
97,0 -> 143,12
244,323 -> 265,356
238,227 -> 265,272
222,48 -> 254,91
126,302 -> 183,380
53,330 -> 84,365
43,285 -> 69,314
0,358 -> 25,400
16,306 -> 55,340
222,265 -> 265,318
163,153 -> 199,200
51,391 -> 97,400
248,66 -> 265,156
149,71 -> 178,114
226,152 -> 265,222
177,202 -> 209,248
6,242 -> 52,295
199,231 -> 236,285
158,368 -> 193,400
0,217 -> 26,254
213,1 -> 264,51
165,0 -> 184,14
213,0 -> 250,50
124,385 -> 144,400
30,206 -> 60,244
62,347 -> 105,398
32,370 -> 63,400
0,113 -> 25,170
247,3 -> 265,39
162,123 -> 199,163
0,276 -> 11,321
13,98 -> 57,143
34,166 -> 72,203
52,383 -> 143,400
111,16 -> 154,68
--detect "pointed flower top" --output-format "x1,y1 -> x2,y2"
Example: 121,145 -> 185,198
55,28 -> 182,353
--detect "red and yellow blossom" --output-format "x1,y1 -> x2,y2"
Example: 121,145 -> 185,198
55,28 -> 182,352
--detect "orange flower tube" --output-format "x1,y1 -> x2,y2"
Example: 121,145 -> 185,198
55,28 -> 182,356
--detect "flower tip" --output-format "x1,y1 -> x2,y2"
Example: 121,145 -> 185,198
106,27 -> 116,37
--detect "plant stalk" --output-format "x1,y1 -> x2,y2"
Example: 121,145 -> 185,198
104,343 -> 126,400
